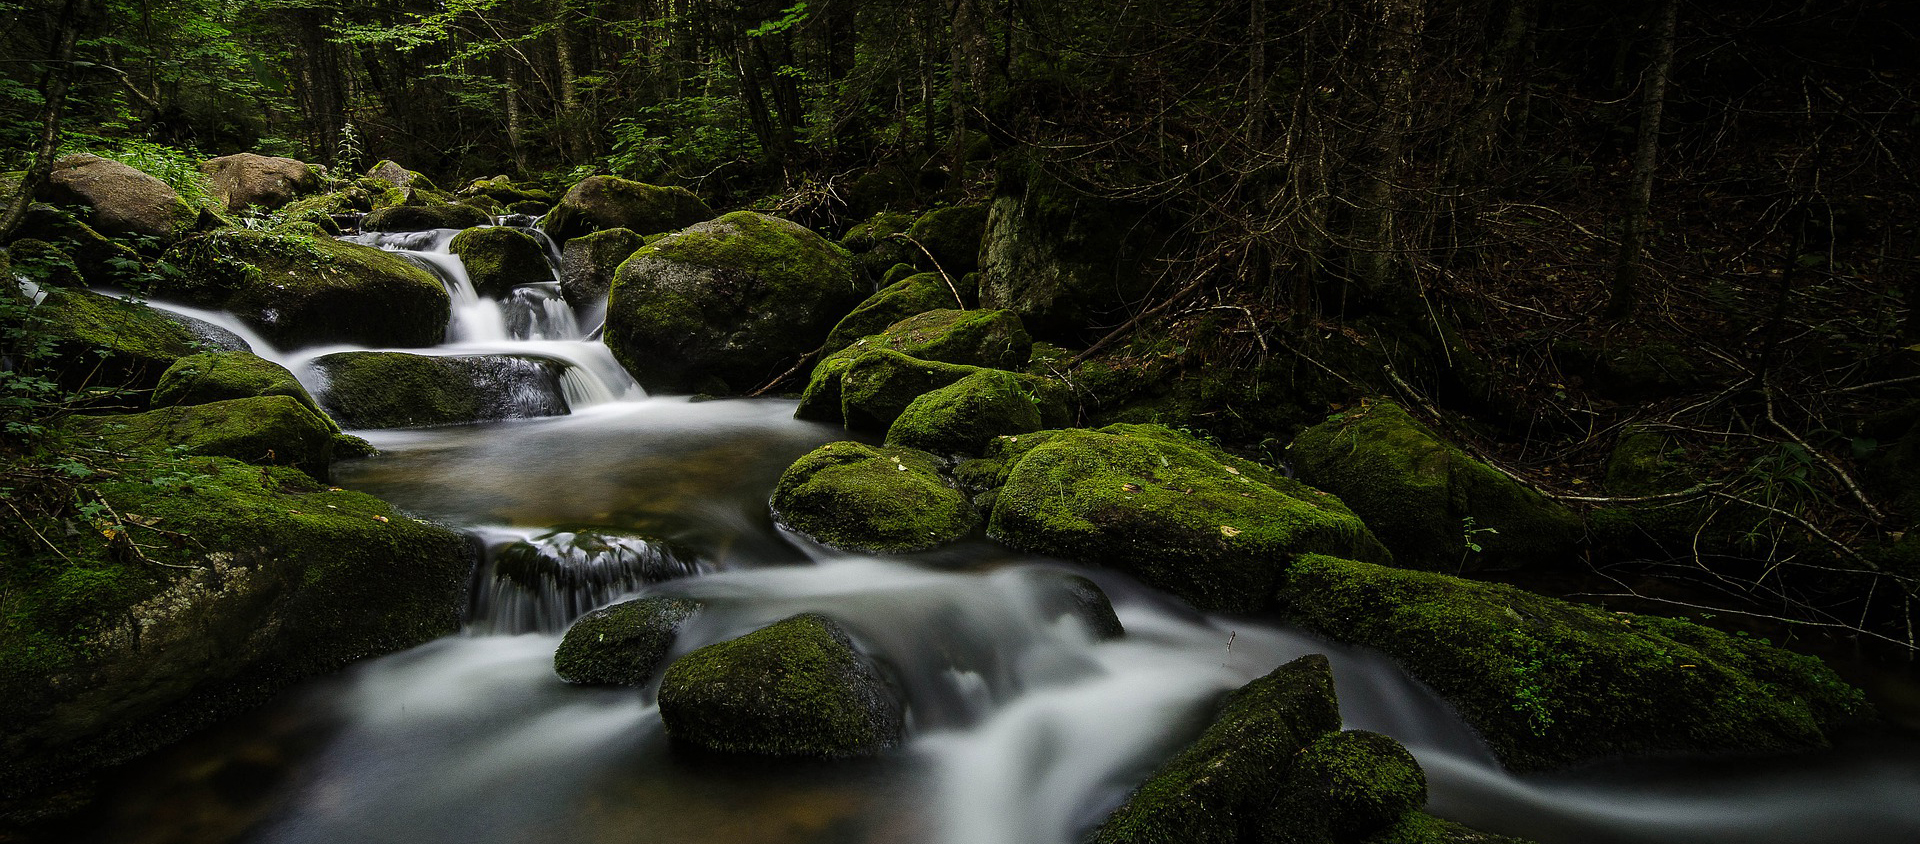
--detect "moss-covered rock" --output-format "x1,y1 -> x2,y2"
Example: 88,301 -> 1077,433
885,368 -> 1050,455
986,424 -> 1389,613
30,285 -> 202,397
1361,813 -> 1535,844
1274,554 -> 1874,771
8,204 -> 141,285
163,229 -> 450,349
906,204 -> 988,276
360,202 -> 492,232
827,308 -> 1032,370
838,351 -> 986,433
69,395 -> 339,481
559,227 -> 644,307
364,159 -> 435,191
657,612 -> 903,757
604,211 -> 860,393
199,153 -> 320,212
1289,402 -> 1581,572
1262,730 -> 1428,844
153,351 -> 324,418
313,351 -> 569,429
821,273 -> 970,354
800,309 -> 1042,429
0,453 -> 472,810
772,442 -> 980,553
43,153 -> 199,241
457,175 -> 553,206
541,175 -> 712,242
554,596 -> 701,686
978,166 -> 1171,340
5,239 -> 85,287
1087,654 -> 1343,844
449,226 -> 551,297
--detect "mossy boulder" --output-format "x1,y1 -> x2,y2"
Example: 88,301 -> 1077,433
8,204 -> 140,285
0,454 -> 472,811
978,167 -> 1170,340
162,229 -> 450,349
6,239 -> 85,287
1262,730 -> 1428,844
657,612 -> 904,757
457,175 -> 552,206
153,351 -> 323,417
799,309 -> 1040,428
69,395 -> 339,481
554,596 -> 701,686
359,202 -> 492,232
906,205 -> 988,276
313,351 -> 569,429
559,227 -> 644,307
449,226 -> 551,297
1273,554 -> 1874,771
772,442 -> 980,553
1289,402 -> 1581,572
541,175 -> 712,242
30,286 -> 202,397
841,210 -> 914,280
604,211 -> 860,393
985,424 -> 1390,613
886,368 -> 1051,455
364,159 -> 435,191
43,153 -> 199,240
826,308 -> 1032,370
838,351 -> 986,433
199,153 -> 320,212
1087,654 -> 1343,844
821,273 -> 971,354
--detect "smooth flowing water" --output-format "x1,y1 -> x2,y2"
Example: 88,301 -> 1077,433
85,229 -> 1920,844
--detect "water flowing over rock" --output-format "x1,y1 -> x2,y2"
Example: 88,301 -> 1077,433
472,531 -> 703,634
43,153 -> 200,240
604,210 -> 860,393
658,612 -> 905,757
199,153 -> 321,212
313,351 -> 571,428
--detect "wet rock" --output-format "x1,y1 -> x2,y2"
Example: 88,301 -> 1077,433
798,309 -> 1043,429
1025,569 -> 1124,640
313,351 -> 569,428
554,596 -> 701,686
986,424 -> 1391,614
886,368 -> 1054,456
559,227 -> 644,307
199,153 -> 321,212
772,441 -> 980,554
43,153 -> 198,240
604,211 -> 860,393
658,613 -> 904,757
449,226 -> 550,297
157,311 -> 251,352
1273,554 -> 1875,771
541,175 -> 712,242
162,229 -> 450,349
1288,401 -> 1581,572
69,395 -> 339,481
30,285 -> 201,397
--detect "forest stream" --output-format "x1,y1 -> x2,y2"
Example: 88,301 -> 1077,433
37,227 -> 1920,844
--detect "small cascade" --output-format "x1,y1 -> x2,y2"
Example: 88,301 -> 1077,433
467,529 -> 706,635
502,283 -> 581,341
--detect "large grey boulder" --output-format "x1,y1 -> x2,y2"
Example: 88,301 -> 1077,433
43,153 -> 198,240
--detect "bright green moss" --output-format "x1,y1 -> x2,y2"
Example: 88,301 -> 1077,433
885,368 -> 1046,455
33,286 -> 202,397
988,424 -> 1390,613
841,210 -> 913,251
1265,730 -> 1428,844
772,441 -> 980,553
838,350 -> 985,433
554,596 -> 701,686
449,226 -> 550,297
1289,401 -> 1581,572
154,351 -> 328,419
821,273 -> 969,354
657,612 -> 903,757
69,395 -> 339,481
1087,654 -> 1342,844
1274,554 -> 1874,772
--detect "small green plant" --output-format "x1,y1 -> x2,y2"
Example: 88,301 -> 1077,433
1460,516 -> 1499,569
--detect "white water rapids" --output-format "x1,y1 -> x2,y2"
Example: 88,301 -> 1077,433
76,227 -> 1920,844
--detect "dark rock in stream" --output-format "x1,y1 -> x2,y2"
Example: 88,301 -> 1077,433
313,351 -> 569,429
559,227 -> 644,308
658,613 -> 904,758
554,596 -> 701,686
449,226 -> 551,298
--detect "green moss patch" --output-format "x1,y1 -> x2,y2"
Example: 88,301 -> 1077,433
1289,401 -> 1581,572
821,273 -> 970,354
657,612 -> 903,757
1274,554 -> 1874,771
450,226 -> 552,298
541,175 -> 712,242
772,442 -> 980,553
1263,730 -> 1428,844
554,596 -> 701,686
885,368 -> 1047,455
69,395 -> 339,481
32,286 -> 202,398
154,351 -> 326,418
987,424 -> 1390,613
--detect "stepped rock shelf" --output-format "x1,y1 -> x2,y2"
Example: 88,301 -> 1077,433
2,167 -> 1915,844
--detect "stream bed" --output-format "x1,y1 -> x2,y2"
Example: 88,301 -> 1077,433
60,228 -> 1920,844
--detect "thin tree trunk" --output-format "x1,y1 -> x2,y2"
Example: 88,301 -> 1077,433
1,0 -> 93,242
551,0 -> 583,162
1607,0 -> 1680,321
1352,0 -> 1422,303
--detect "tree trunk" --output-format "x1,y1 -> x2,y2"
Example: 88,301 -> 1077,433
550,0 -> 583,162
1,0 -> 93,242
1606,0 -> 1680,321
1441,0 -> 1538,262
1351,0 -> 1423,304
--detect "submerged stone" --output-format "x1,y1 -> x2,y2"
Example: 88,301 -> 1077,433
987,424 -> 1391,614
313,351 -> 569,428
658,613 -> 903,757
1024,569 -> 1125,640
1273,554 -> 1874,771
604,211 -> 860,393
1288,401 -> 1581,572
772,442 -> 979,553
554,596 -> 702,686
